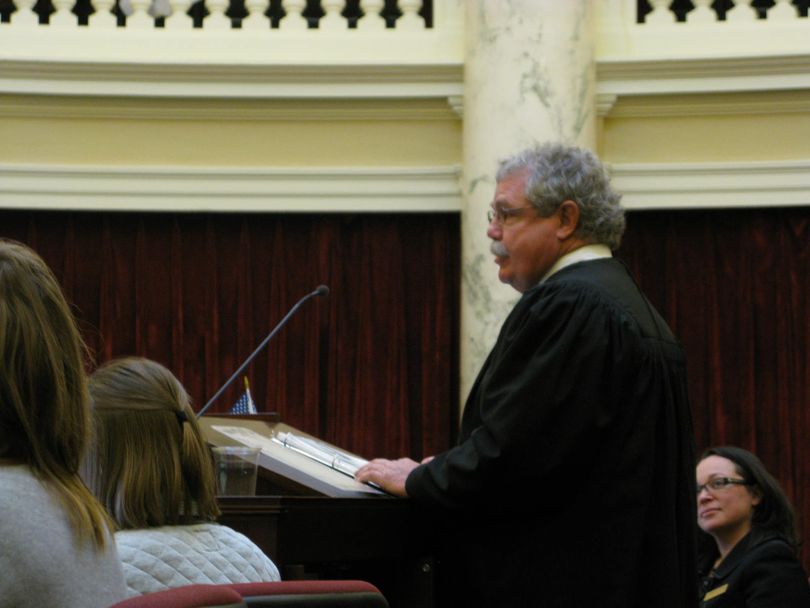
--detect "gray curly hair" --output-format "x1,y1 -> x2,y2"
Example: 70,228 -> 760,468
496,143 -> 626,250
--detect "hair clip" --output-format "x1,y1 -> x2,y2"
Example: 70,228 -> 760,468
175,410 -> 188,424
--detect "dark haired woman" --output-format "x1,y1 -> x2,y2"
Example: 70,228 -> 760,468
696,446 -> 810,606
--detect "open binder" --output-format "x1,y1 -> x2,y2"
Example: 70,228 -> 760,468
199,415 -> 387,498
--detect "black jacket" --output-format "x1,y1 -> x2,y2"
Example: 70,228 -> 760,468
699,531 -> 810,607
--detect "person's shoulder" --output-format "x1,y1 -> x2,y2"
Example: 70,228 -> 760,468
188,523 -> 272,558
536,258 -> 629,295
202,524 -> 281,579
148,522 -> 279,577
552,256 -> 624,280
734,532 -> 807,581
0,465 -> 51,517
0,463 -> 37,487
743,533 -> 799,563
0,467 -> 32,536
525,259 -> 636,319
117,522 -> 258,552
115,524 -> 192,553
199,522 -> 265,550
737,533 -> 810,602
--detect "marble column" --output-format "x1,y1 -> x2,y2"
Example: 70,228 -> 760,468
460,0 -> 597,402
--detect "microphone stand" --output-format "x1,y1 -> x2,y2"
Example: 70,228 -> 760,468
196,285 -> 329,418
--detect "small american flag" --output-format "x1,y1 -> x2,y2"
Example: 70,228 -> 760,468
230,377 -> 257,415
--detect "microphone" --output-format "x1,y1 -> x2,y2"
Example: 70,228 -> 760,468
196,284 -> 330,418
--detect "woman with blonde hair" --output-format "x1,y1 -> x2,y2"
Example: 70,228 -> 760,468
84,356 -> 280,597
0,239 -> 126,607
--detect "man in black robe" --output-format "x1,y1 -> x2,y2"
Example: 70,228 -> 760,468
356,143 -> 698,607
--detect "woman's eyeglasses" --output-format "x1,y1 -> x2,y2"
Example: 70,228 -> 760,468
696,477 -> 751,494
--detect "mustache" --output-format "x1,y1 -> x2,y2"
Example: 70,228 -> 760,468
490,241 -> 508,257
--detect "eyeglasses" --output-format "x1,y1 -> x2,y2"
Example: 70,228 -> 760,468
696,477 -> 751,495
487,205 -> 536,226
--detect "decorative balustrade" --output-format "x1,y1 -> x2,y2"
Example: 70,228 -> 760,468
596,0 -> 810,101
639,0 -> 808,23
0,0 -> 807,99
599,0 -> 809,53
0,0 -> 434,30
2,0 -> 807,33
0,0 -> 464,98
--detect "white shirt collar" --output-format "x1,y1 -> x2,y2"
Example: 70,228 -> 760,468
539,243 -> 613,284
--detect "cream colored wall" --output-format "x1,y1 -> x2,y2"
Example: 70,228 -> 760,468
0,96 -> 462,167
6,91 -> 809,171
599,91 -> 810,163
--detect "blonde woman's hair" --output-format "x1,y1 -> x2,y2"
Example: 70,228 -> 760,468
84,357 -> 220,529
0,239 -> 113,548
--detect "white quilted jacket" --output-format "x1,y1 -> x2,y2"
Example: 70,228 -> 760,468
116,522 -> 281,597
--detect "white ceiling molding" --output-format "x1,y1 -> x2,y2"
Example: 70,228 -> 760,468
606,91 -> 810,118
0,164 -> 463,212
596,55 -> 810,101
0,95 -> 461,121
5,161 -> 805,213
610,159 -> 810,209
0,60 -> 464,99
446,95 -> 464,119
596,93 -> 618,117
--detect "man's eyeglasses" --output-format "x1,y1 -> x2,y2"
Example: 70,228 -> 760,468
487,206 -> 535,226
696,477 -> 751,494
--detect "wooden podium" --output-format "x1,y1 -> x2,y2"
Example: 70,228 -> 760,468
199,414 -> 386,498
200,415 -> 436,608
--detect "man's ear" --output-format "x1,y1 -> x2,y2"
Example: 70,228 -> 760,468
556,200 -> 580,239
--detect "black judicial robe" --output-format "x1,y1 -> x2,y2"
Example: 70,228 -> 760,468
406,258 -> 698,608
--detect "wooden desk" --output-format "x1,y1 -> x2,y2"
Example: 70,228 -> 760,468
218,495 -> 435,608
205,415 -> 436,606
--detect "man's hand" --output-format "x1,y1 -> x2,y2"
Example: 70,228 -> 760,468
355,457 -> 420,497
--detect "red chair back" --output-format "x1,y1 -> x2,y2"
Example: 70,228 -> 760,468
109,584 -> 246,608
227,581 -> 390,607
